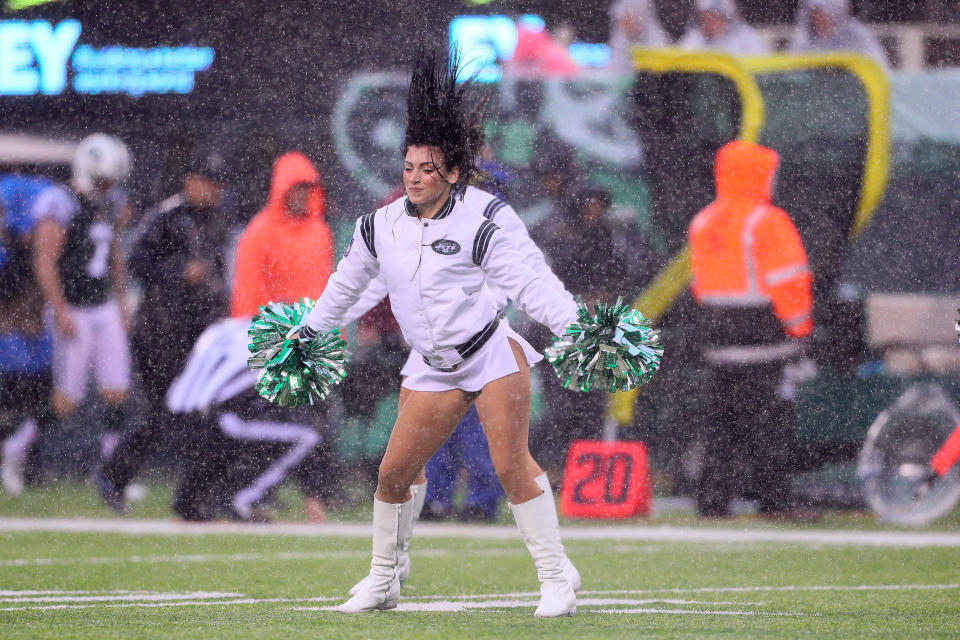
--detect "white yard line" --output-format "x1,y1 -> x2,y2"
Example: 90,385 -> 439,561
0,592 -> 241,603
0,550 -> 369,567
0,585 -> 949,615
601,607 -> 806,617
297,598 -> 794,615
0,598 -> 787,615
4,545 -> 740,569
0,547 -> 532,568
394,583 -> 960,601
2,517 -> 959,547
0,598 -> 284,612
0,594 -> 339,612
0,590 -> 109,596
579,583 -> 960,596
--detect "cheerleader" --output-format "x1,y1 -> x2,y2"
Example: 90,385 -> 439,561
341,183 -> 581,598
301,47 -> 579,617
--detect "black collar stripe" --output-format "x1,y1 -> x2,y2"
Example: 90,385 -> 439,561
405,194 -> 454,220
433,195 -> 454,220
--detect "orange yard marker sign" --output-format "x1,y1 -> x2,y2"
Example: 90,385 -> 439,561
559,440 -> 652,519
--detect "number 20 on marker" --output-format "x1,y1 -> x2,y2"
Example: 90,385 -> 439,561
559,440 -> 652,519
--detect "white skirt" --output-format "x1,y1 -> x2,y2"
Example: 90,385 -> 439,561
400,321 -> 543,393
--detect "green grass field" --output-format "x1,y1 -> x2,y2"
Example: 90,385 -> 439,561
2,483 -> 960,639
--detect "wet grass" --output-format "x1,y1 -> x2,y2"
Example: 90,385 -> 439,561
0,490 -> 958,638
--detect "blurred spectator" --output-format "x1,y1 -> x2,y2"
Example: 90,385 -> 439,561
476,145 -> 510,197
687,140 -> 814,519
532,186 -> 644,476
2,136 -> 134,498
421,405 -> 503,522
680,0 -> 768,56
535,186 -> 639,305
226,151 -> 338,521
231,152 -> 332,317
523,138 -> 578,228
0,175 -> 52,493
166,318 -> 321,522
505,20 -> 579,77
553,22 -> 577,51
97,149 -> 233,510
161,152 -> 338,522
789,0 -> 888,68
608,0 -> 671,73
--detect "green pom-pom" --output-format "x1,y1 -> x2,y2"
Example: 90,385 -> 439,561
545,297 -> 663,393
247,299 -> 348,407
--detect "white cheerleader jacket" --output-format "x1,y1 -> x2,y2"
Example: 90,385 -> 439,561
304,190 -> 578,371
338,185 -> 575,324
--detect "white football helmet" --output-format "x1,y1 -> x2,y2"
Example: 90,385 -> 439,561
72,133 -> 131,195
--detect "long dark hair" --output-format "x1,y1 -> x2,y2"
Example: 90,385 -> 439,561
404,45 -> 486,197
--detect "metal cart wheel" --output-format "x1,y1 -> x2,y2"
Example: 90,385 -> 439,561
857,383 -> 960,525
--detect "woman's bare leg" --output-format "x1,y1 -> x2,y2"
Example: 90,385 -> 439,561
478,340 -> 577,617
376,387 -> 476,503
397,384 -> 414,413
475,339 -> 543,505
346,381 -> 434,598
397,382 -> 427,486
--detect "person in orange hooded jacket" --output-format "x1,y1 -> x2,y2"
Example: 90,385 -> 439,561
688,140 -> 814,519
231,152 -> 334,318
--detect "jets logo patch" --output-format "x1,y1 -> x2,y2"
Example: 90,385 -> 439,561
431,239 -> 461,256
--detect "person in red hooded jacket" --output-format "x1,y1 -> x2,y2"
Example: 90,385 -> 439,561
231,151 -> 333,318
688,140 -> 814,519
226,152 -> 336,521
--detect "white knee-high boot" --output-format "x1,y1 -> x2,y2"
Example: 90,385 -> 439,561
336,495 -> 416,613
349,482 -> 426,596
509,490 -> 577,617
533,473 -> 581,592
